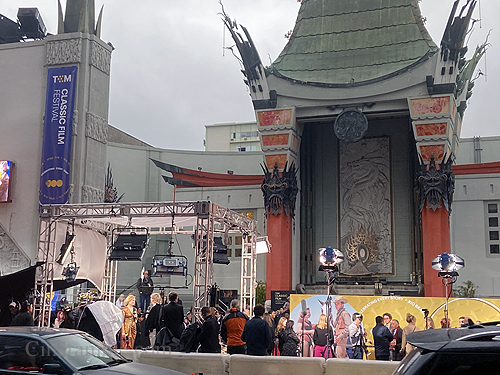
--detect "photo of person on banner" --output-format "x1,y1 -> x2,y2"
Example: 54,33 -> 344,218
333,296 -> 352,358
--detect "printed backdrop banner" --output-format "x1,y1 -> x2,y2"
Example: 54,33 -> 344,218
39,66 -> 78,204
290,294 -> 500,355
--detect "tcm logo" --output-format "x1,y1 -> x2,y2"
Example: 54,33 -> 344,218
45,180 -> 63,188
52,74 -> 72,83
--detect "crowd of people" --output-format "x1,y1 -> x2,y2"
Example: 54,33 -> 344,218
1,289 -> 482,360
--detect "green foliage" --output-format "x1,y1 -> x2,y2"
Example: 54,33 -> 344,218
255,280 -> 266,305
453,280 -> 478,298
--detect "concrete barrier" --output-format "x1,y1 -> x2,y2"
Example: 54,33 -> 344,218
325,358 -> 398,375
228,354 -> 325,375
120,350 -> 229,375
119,350 -> 400,375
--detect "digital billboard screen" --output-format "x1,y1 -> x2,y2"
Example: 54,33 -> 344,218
0,160 -> 12,202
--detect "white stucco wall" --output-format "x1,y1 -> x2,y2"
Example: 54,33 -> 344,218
456,136 -> 500,164
0,40 -> 46,264
451,173 -> 500,297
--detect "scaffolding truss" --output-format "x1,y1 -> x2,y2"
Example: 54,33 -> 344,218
35,201 -> 257,326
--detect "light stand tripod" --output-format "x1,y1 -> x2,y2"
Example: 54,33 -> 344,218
323,266 -> 338,359
318,246 -> 344,359
439,271 -> 458,328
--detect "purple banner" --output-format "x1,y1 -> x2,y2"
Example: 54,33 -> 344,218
39,66 -> 77,204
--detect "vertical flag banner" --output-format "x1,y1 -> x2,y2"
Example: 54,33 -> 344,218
39,66 -> 78,204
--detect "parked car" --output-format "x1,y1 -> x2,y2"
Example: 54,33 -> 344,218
392,323 -> 500,375
0,327 -> 186,375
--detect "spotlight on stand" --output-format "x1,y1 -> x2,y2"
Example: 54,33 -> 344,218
56,232 -> 76,264
256,236 -> 271,254
432,252 -> 465,328
318,246 -> 344,360
319,246 -> 344,271
61,262 -> 79,281
431,252 -> 465,277
213,237 -> 230,265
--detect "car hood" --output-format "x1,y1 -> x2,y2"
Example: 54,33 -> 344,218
78,361 -> 186,375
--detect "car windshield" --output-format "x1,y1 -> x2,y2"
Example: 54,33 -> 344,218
46,333 -> 124,370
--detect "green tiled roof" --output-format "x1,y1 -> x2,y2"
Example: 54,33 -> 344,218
269,0 -> 438,86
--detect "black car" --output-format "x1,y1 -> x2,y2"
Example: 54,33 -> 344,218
393,323 -> 500,375
0,327 -> 186,375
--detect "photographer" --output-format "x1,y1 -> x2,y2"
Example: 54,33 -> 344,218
348,313 -> 366,359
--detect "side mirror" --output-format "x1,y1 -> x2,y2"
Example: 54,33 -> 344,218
42,364 -> 64,374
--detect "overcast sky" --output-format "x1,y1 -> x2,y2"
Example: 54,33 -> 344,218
3,0 -> 499,150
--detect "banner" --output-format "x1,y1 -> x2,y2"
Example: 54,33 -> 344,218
39,66 -> 78,204
290,294 -> 500,358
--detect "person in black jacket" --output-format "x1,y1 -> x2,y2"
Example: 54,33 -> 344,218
390,318 -> 403,361
11,300 -> 34,326
161,291 -> 184,339
372,315 -> 394,360
279,320 -> 300,356
241,304 -> 272,356
196,306 -> 221,353
136,270 -> 154,312
146,293 -> 162,347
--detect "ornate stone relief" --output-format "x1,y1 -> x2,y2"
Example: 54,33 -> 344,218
81,185 -> 104,203
261,162 -> 298,219
339,137 -> 393,275
85,112 -> 108,144
416,155 -> 455,213
90,41 -> 111,75
0,222 -> 30,276
72,109 -> 79,136
46,39 -> 82,65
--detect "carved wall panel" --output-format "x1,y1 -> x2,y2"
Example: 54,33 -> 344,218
81,185 -> 104,203
90,41 -> 111,75
85,112 -> 108,144
0,223 -> 30,276
46,39 -> 82,65
339,137 -> 393,275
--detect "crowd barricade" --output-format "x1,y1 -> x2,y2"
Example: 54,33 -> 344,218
119,350 -> 399,375
228,354 -> 325,375
325,358 -> 399,375
119,350 -> 229,375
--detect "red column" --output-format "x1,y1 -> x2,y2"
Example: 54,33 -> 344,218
265,212 -> 293,299
421,203 -> 451,297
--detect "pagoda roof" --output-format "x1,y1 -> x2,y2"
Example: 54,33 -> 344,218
269,0 -> 438,87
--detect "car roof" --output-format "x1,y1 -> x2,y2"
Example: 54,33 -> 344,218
0,326 -> 81,339
407,324 -> 500,351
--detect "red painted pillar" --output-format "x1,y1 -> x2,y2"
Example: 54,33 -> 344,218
422,203 -> 450,297
266,213 -> 293,299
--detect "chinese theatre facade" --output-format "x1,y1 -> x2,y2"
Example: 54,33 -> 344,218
223,0 -> 485,298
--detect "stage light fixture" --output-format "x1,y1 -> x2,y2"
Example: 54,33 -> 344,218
255,236 -> 271,254
152,255 -> 187,276
319,246 -> 344,270
213,237 -> 230,265
108,228 -> 149,261
431,252 -> 465,275
56,232 -> 75,264
61,262 -> 79,281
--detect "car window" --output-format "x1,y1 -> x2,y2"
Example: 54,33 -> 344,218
46,333 -> 121,370
0,336 -> 62,373
418,351 -> 500,375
